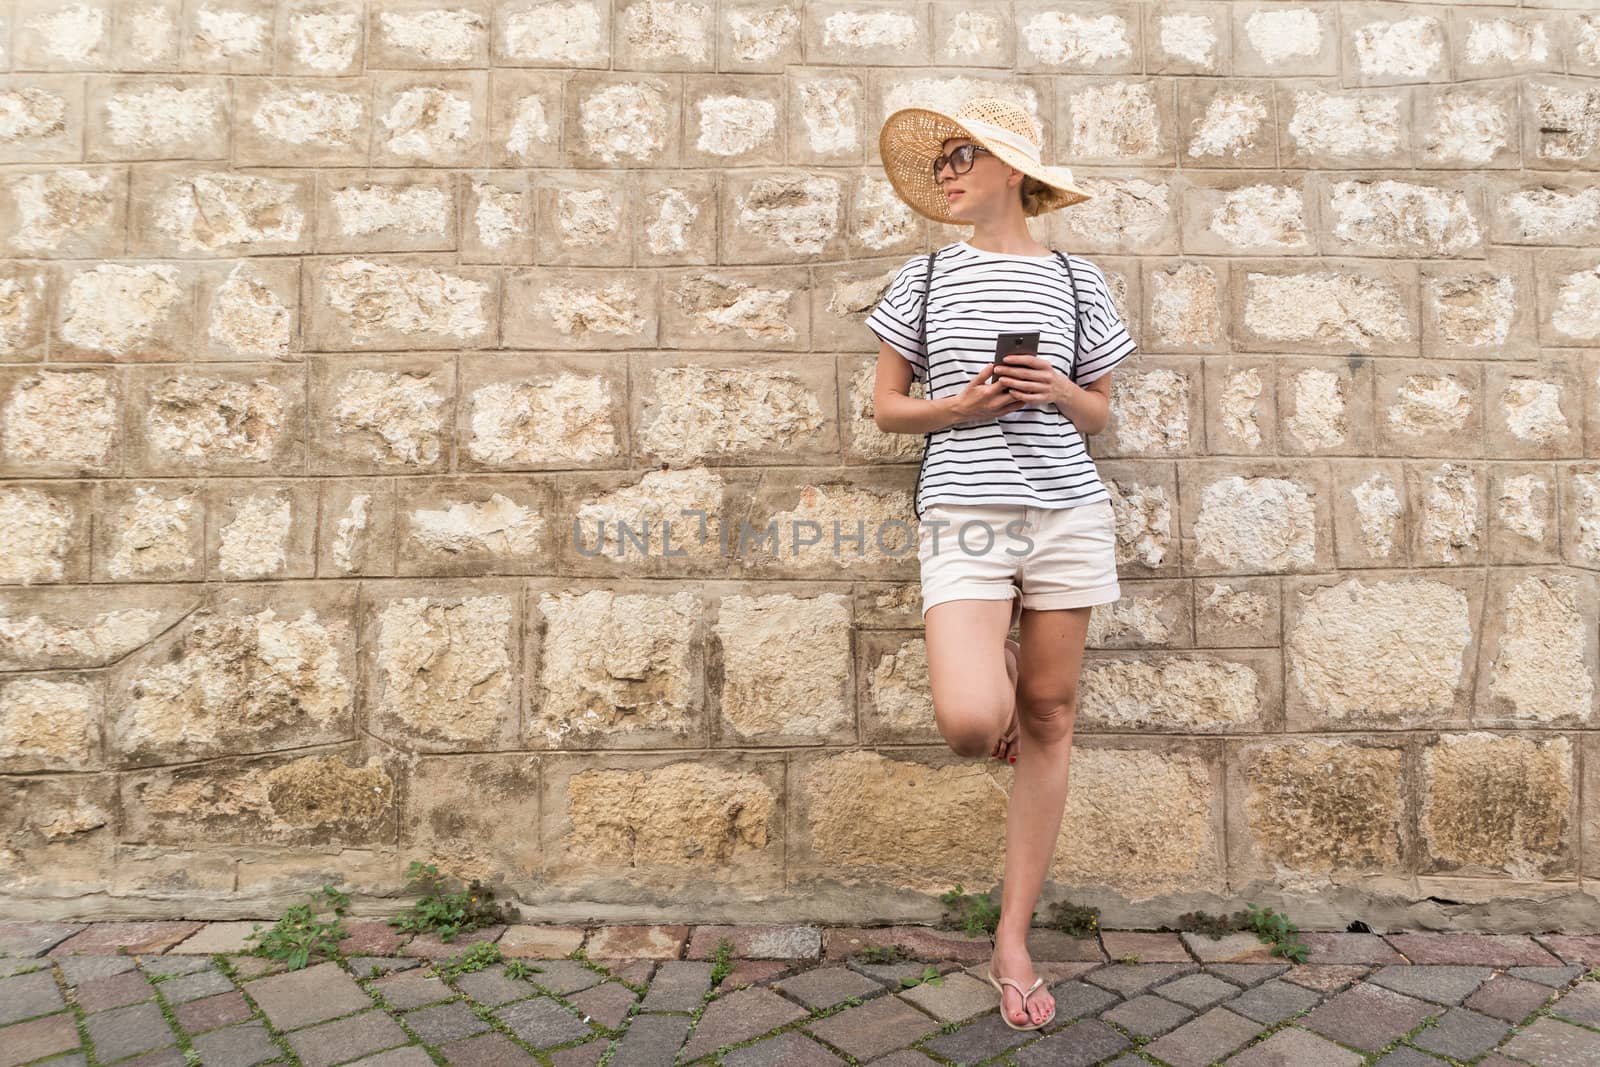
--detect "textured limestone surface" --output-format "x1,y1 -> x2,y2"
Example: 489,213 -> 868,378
1,0 -> 1598,927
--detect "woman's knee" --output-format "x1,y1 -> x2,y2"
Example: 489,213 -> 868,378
1017,688 -> 1078,743
934,698 -> 1010,758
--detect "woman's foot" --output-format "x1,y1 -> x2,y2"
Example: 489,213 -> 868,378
993,638 -> 1021,764
989,943 -> 1054,1028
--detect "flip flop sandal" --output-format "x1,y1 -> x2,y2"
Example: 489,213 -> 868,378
985,967 -> 1056,1031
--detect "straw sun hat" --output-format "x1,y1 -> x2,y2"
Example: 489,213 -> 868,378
878,97 -> 1092,224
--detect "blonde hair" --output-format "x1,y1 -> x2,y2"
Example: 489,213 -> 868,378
1018,175 -> 1053,217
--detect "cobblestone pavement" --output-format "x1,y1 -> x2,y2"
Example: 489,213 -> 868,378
5,920 -> 1600,1066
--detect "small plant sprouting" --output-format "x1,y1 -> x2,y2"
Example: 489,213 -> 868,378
898,964 -> 945,989
856,944 -> 909,965
433,939 -> 504,980
388,861 -> 518,943
243,884 -> 352,971
709,936 -> 736,986
1169,909 -> 1253,940
504,958 -> 542,981
1044,899 -> 1100,938
1245,902 -> 1311,963
939,884 -> 1003,938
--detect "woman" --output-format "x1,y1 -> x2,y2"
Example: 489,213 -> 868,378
865,97 -> 1136,1032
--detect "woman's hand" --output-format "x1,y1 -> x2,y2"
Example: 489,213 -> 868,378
993,353 -> 1070,409
947,364 -> 1027,425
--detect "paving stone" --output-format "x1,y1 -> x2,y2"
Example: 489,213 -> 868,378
74,968 -> 157,1012
170,921 -> 260,955
771,964 -> 878,1011
1014,1018 -> 1131,1066
1508,964 -> 1585,987
0,1012 -> 80,1067
1181,932 -> 1279,963
1281,964 -> 1369,994
919,1008 -> 1034,1063
720,1030 -> 846,1067
0,957 -> 48,978
638,960 -> 715,1011
1549,978 -> 1600,1026
1299,982 -> 1442,1053
1225,977 -> 1322,1024
1367,964 -> 1493,1005
547,1039 -> 608,1067
896,970 -> 997,1022
0,922 -> 82,958
495,995 -> 594,1048
1535,934 -> 1600,966
402,999 -> 492,1044
225,956 -> 286,981
349,955 -> 423,979
1226,1025 -> 1365,1067
0,970 -> 64,1024
597,959 -> 655,987
1101,992 -> 1196,1037
1207,963 -> 1291,987
520,959 -> 606,996
686,924 -> 822,960
720,959 -> 794,989
498,925 -> 587,959
112,1048 -> 190,1066
400,925 -> 507,960
567,979 -> 638,1028
1408,1005 -> 1510,1060
1142,1006 -> 1263,1067
371,968 -> 456,1010
339,922 -> 411,957
1370,1048 -> 1447,1067
1025,928 -> 1105,962
1101,931 -> 1192,962
248,960 -> 373,1030
345,1046 -> 435,1066
1297,933 -> 1407,965
453,964 -> 540,1007
1085,962 -> 1196,996
1499,1015 -> 1600,1067
174,989 -> 253,1034
823,926 -> 992,963
139,956 -> 213,978
682,985 -> 809,1061
869,1053 -> 941,1067
1045,977 -> 1122,1019
1156,971 -> 1243,1010
583,924 -> 687,960
286,1008 -> 410,1067
154,967 -> 236,1004
802,992 -> 941,1061
436,1031 -> 541,1064
1383,932 -> 1562,967
58,955 -> 138,984
50,922 -> 203,956
606,1012 -> 691,1066
1464,973 -> 1555,1022
186,1020 -> 280,1067
81,1001 -> 176,1061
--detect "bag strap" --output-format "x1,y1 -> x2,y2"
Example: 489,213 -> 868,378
912,249 -> 938,521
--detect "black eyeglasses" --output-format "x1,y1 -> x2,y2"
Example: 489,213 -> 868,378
931,144 -> 991,181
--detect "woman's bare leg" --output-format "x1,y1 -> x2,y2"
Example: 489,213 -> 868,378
990,604 -> 1093,1027
922,597 -> 1017,758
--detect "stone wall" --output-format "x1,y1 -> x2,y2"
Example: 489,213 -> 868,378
2,0 -> 1599,930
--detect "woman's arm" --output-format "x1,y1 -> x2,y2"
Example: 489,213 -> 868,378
872,341 -> 966,435
1050,370 -> 1113,436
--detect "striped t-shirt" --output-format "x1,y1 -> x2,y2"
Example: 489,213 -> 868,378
866,240 -> 1138,517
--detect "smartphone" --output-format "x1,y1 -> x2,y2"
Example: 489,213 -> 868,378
994,331 -> 1040,375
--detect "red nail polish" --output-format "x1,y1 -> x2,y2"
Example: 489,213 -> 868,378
1008,756 -> 1016,764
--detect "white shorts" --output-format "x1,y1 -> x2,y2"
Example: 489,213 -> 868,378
917,499 -> 1121,624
